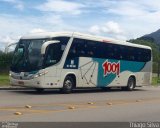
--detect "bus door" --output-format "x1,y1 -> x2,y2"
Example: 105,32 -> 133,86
43,43 -> 61,86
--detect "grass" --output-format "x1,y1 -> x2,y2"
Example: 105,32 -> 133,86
152,77 -> 160,86
0,74 -> 10,86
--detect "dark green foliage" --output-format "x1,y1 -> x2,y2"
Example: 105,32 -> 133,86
0,52 -> 13,73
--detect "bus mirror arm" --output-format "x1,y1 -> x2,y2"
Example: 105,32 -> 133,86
5,42 -> 18,53
41,40 -> 60,54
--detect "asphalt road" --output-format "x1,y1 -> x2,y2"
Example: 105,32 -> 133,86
0,86 -> 160,122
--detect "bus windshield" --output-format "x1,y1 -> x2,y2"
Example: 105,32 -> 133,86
10,37 -> 70,73
11,39 -> 47,72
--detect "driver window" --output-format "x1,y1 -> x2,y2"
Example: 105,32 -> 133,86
45,43 -> 62,67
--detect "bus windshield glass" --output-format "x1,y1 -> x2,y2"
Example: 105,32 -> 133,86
11,39 -> 47,72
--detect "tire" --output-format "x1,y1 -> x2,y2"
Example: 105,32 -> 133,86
126,77 -> 135,91
35,88 -> 44,93
61,76 -> 74,94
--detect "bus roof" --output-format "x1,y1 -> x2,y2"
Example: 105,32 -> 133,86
21,31 -> 151,50
21,32 -> 73,39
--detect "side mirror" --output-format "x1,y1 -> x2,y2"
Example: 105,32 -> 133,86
5,42 -> 18,53
41,40 -> 60,54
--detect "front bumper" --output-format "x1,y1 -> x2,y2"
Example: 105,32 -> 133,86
10,77 -> 43,88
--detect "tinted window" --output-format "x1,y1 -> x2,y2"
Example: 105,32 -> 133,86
45,43 -> 62,67
67,38 -> 151,62
67,38 -> 84,59
44,37 -> 70,67
52,37 -> 70,50
67,38 -> 102,59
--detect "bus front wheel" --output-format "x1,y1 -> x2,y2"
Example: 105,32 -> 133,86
61,76 -> 74,94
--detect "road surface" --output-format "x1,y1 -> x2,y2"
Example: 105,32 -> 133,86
0,86 -> 160,122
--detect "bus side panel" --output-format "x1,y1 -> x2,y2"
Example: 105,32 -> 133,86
78,57 -> 98,87
43,66 -> 62,88
107,71 -> 135,87
91,58 -> 146,87
136,61 -> 152,86
59,69 -> 79,87
62,57 -> 98,87
62,57 -> 151,88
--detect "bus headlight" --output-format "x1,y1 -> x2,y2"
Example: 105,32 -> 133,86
9,72 -> 14,77
34,71 -> 48,78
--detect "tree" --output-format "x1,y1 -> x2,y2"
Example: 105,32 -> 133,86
0,52 -> 13,73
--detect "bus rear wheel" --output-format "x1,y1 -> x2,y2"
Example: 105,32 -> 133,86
126,77 -> 135,91
61,76 -> 74,94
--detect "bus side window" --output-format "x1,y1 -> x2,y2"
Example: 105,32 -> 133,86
137,49 -> 142,62
96,42 -> 104,59
85,40 -> 95,57
113,45 -> 119,59
70,46 -> 77,59
107,44 -> 114,59
119,45 -> 125,60
76,39 -> 86,57
129,47 -> 134,61
145,49 -> 151,61
67,45 -> 76,59
98,42 -> 108,59
67,38 -> 85,59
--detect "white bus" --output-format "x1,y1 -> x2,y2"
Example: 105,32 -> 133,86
10,32 -> 152,93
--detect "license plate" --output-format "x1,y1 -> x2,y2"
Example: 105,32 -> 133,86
18,81 -> 24,85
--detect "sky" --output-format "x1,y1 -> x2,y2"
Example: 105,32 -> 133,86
0,0 -> 160,51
